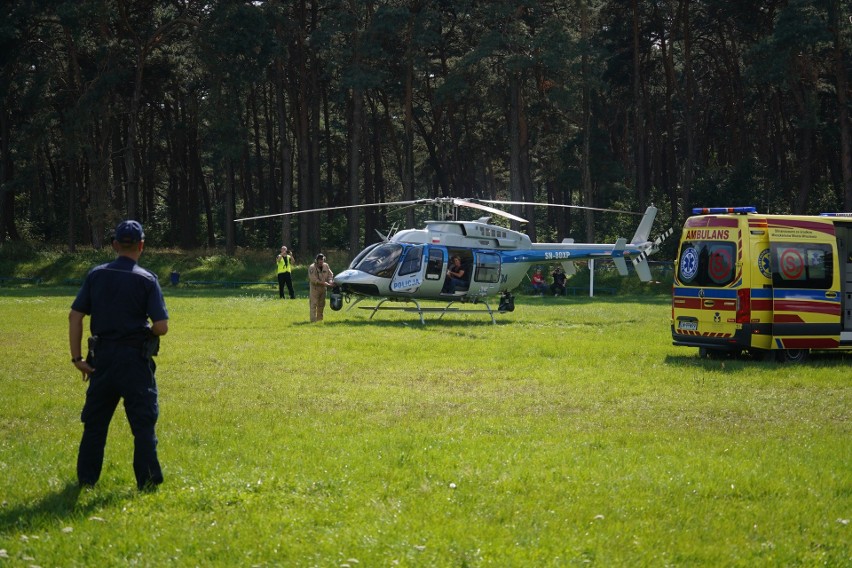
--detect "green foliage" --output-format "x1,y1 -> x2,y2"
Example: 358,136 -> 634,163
0,291 -> 849,565
2,0 -> 849,252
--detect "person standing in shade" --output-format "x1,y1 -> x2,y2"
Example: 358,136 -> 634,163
308,253 -> 334,322
68,220 -> 169,491
550,266 -> 567,296
276,245 -> 295,299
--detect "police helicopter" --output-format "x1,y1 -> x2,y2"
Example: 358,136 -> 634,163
237,198 -> 669,323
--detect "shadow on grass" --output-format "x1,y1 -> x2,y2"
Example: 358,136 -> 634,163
665,351 -> 850,367
0,481 -> 132,532
0,286 -> 674,302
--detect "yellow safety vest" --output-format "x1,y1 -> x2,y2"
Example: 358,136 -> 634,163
277,255 -> 291,274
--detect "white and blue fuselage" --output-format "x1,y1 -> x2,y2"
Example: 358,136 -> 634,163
334,207 -> 659,301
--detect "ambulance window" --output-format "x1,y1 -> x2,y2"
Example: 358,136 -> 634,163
707,244 -> 735,284
398,246 -> 423,276
677,241 -> 736,287
473,253 -> 500,283
425,248 -> 444,280
771,243 -> 833,289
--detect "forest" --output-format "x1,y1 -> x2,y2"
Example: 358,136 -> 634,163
1,0 -> 850,257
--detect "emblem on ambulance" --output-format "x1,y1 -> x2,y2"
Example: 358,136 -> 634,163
680,246 -> 699,282
758,248 -> 771,279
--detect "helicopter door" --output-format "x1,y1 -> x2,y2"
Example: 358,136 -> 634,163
471,252 -> 502,294
390,245 -> 427,294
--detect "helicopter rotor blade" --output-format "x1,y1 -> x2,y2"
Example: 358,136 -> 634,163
235,200 -> 422,223
452,199 -> 528,223
472,199 -> 643,216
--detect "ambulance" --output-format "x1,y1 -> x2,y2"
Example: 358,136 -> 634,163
671,207 -> 852,362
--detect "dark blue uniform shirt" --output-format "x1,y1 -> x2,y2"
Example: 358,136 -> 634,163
71,256 -> 168,340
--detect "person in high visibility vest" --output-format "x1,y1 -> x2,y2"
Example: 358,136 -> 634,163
276,245 -> 295,299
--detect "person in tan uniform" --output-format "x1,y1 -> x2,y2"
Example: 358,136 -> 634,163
308,253 -> 334,322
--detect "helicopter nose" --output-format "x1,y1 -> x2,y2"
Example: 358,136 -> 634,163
333,269 -> 381,297
334,269 -> 357,283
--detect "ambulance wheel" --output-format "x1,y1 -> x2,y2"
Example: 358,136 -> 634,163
748,349 -> 771,362
699,347 -> 729,360
776,349 -> 809,363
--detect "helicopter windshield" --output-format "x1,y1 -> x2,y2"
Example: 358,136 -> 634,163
352,242 -> 404,278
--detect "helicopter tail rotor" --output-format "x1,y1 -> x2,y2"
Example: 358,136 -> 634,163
630,227 -> 675,281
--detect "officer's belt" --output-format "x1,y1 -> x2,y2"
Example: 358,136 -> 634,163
98,336 -> 147,349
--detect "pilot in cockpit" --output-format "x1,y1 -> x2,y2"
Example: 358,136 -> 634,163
442,256 -> 466,294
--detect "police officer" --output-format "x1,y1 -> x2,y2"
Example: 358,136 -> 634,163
68,220 -> 169,491
307,253 -> 334,322
276,245 -> 295,299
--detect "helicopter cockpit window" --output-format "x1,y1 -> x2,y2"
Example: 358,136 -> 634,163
349,242 -> 382,270
352,243 -> 404,278
474,252 -> 500,283
425,248 -> 444,280
398,246 -> 423,276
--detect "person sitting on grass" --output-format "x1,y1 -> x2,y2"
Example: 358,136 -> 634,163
530,268 -> 547,296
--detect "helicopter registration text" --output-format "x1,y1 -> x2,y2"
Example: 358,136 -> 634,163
544,252 -> 571,260
391,276 -> 423,291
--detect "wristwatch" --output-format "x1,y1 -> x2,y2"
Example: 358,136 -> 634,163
71,356 -> 84,363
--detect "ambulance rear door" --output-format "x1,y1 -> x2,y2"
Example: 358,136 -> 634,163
768,218 -> 841,350
672,215 -> 742,349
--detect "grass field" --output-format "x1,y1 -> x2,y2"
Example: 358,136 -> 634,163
0,287 -> 849,566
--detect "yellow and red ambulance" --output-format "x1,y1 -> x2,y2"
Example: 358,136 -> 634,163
671,207 -> 852,362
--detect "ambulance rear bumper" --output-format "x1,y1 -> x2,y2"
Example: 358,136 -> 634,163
671,325 -> 754,351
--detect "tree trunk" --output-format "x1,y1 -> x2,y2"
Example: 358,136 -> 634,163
225,158 -> 236,255
679,0 -> 696,221
402,10 -> 415,230
580,0 -> 594,242
632,0 -> 647,210
831,0 -> 852,210
509,74 -> 524,231
348,87 -> 364,258
0,105 -> 20,242
274,25 -> 293,250
124,59 -> 144,220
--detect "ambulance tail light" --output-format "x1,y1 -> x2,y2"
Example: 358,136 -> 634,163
736,288 -> 751,324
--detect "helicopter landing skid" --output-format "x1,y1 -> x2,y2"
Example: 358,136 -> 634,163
355,297 -> 497,324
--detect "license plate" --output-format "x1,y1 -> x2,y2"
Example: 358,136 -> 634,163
678,321 -> 698,331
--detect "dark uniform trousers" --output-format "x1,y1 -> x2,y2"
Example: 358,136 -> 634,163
278,271 -> 295,299
77,342 -> 163,490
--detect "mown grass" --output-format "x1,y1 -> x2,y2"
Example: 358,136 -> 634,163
0,287 -> 849,566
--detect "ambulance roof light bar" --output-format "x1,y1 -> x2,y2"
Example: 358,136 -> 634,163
692,206 -> 757,215
819,212 -> 852,217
